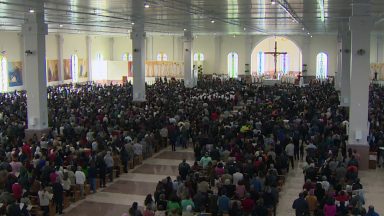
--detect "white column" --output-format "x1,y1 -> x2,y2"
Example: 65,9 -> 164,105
86,36 -> 93,82
340,29 -> 351,107
183,31 -> 193,88
301,38 -> 310,77
244,35 -> 253,76
335,32 -> 342,90
109,37 -> 114,60
214,36 -> 222,74
131,23 -> 146,101
348,0 -> 373,169
22,2 -> 49,131
57,34 -> 64,84
377,34 -> 384,63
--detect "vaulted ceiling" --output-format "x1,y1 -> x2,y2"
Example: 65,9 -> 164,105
1,0 -> 384,36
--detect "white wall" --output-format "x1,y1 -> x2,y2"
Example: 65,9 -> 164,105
113,36 -> 132,61
193,36 -> 216,74
2,30 -> 382,89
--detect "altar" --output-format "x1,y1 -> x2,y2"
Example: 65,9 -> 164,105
262,79 -> 281,86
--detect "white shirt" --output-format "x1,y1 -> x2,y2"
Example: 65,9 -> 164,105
232,172 -> 244,185
285,143 -> 295,156
75,171 -> 86,185
133,143 -> 143,156
38,190 -> 52,206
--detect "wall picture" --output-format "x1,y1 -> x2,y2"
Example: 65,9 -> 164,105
8,61 -> 23,87
63,59 -> 72,80
47,60 -> 59,82
78,58 -> 88,78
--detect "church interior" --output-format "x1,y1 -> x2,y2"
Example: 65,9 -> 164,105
0,0 -> 384,215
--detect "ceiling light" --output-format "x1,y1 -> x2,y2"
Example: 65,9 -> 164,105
211,20 -> 215,24
131,22 -> 135,25
29,9 -> 35,13
59,24 -> 63,28
144,2 -> 150,8
271,0 -> 276,5
183,28 -> 187,31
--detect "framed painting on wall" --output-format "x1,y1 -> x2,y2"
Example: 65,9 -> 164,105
47,60 -> 59,82
8,61 -> 23,87
78,58 -> 88,78
63,59 -> 72,80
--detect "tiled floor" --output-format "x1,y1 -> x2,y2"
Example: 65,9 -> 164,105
63,148 -> 384,215
63,147 -> 193,216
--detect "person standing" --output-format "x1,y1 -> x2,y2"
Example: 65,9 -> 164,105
88,162 -> 97,193
178,159 -> 190,181
285,139 -> 295,169
97,154 -> 107,188
38,187 -> 52,216
53,179 -> 64,215
292,193 -> 308,216
104,151 -> 114,182
75,166 -> 86,197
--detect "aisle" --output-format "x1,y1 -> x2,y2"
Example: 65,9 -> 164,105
276,159 -> 306,216
63,147 -> 195,216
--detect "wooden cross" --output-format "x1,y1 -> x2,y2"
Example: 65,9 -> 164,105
264,41 -> 287,79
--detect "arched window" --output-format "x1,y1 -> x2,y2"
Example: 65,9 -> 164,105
122,53 -> 128,61
96,53 -> 103,61
0,54 -> 7,92
157,52 -> 168,61
280,54 -> 289,74
227,52 -> 239,78
316,52 -> 328,79
257,51 -> 265,76
71,54 -> 79,82
122,53 -> 133,61
194,52 -> 205,61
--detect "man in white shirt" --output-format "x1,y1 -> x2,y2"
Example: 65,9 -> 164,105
285,139 -> 295,169
232,171 -> 244,185
75,166 -> 86,197
38,187 -> 53,216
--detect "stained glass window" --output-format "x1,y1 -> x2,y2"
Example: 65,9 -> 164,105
280,54 -> 289,74
316,52 -> 328,79
71,54 -> 79,83
228,52 -> 239,78
257,51 -> 265,76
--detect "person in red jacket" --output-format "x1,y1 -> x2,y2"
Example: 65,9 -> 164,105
12,182 -> 23,202
242,193 -> 255,215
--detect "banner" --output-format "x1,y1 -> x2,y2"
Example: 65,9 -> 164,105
47,60 -> 59,82
8,61 -> 23,87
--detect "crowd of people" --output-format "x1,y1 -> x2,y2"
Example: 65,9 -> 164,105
0,78 -> 382,216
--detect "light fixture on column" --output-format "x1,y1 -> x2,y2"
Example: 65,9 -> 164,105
271,0 -> 276,5
144,2 -> 150,8
29,9 -> 35,13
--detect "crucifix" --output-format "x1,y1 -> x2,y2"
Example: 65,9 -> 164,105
264,41 -> 287,79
